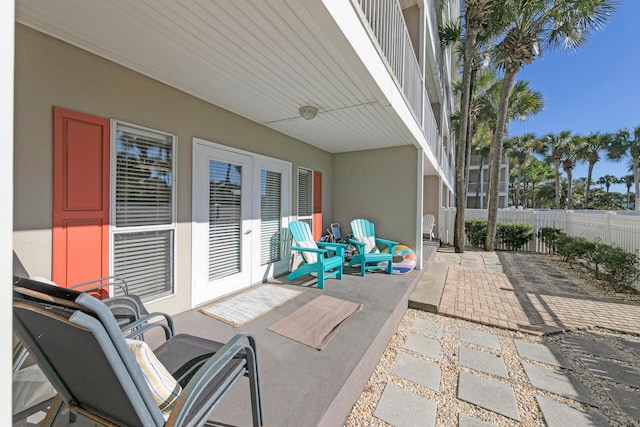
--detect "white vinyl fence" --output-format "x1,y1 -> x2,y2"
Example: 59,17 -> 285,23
439,208 -> 640,255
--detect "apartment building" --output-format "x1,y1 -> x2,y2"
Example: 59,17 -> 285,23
10,0 -> 458,316
466,152 -> 510,209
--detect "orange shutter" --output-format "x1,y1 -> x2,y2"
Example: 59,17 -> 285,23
52,107 -> 110,293
312,171 -> 322,241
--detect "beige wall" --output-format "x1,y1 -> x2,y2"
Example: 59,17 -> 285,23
402,5 -> 420,63
13,25 -> 333,314
333,146 -> 419,251
424,175 -> 440,238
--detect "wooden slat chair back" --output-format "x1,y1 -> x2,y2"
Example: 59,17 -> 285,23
287,221 -> 347,289
348,219 -> 399,276
423,214 -> 435,240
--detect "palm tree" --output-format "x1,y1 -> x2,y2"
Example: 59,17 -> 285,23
470,123 -> 493,207
484,0 -> 617,251
597,174 -> 619,193
561,134 -> 585,210
468,71 -> 543,203
608,126 -> 640,210
537,131 -> 572,209
535,178 -> 569,209
576,132 -> 611,208
452,0 -> 496,253
572,177 -> 588,208
622,174 -> 634,209
505,133 -> 537,207
521,156 -> 554,208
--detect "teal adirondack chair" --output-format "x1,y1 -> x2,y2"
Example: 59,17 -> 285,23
287,221 -> 347,289
348,219 -> 398,276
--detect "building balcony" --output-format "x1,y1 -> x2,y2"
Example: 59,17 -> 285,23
17,0 -> 452,179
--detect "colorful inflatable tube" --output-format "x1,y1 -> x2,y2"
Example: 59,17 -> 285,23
380,244 -> 417,274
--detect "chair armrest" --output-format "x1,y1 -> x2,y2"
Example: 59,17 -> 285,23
291,246 -> 327,254
120,312 -> 175,341
317,242 -> 347,257
69,276 -> 130,295
375,237 -> 399,246
317,242 -> 347,249
348,238 -> 365,249
166,333 -> 259,427
375,238 -> 399,253
104,295 -> 144,320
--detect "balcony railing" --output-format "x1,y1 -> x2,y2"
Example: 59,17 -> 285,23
352,0 -> 439,154
469,155 -> 509,167
466,182 -> 509,193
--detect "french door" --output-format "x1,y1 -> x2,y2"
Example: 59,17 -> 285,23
192,139 -> 290,306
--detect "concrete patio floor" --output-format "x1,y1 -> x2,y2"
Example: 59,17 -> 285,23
26,243 -> 640,426
139,247 -> 439,427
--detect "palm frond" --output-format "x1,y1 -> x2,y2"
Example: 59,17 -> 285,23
439,21 -> 462,47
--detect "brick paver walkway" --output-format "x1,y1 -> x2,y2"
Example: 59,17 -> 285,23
437,250 -> 640,335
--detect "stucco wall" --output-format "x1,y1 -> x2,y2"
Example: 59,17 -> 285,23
424,175 -> 440,238
332,146 -> 418,251
402,5 -> 420,63
13,24 -> 333,314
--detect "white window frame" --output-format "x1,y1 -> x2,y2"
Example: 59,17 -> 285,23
110,119 -> 177,302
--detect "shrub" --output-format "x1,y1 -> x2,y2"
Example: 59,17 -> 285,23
537,227 -> 564,254
596,245 -> 640,291
496,223 -> 534,251
465,219 -> 487,248
552,234 -> 640,292
555,235 -> 595,266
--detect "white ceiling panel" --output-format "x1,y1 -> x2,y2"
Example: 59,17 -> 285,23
16,0 -> 423,153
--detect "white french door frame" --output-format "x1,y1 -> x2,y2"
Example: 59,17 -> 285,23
191,138 -> 291,307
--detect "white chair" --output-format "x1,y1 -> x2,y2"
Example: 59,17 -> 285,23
423,214 -> 435,241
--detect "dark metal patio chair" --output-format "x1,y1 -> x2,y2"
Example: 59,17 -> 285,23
12,275 -> 176,424
13,277 -> 263,426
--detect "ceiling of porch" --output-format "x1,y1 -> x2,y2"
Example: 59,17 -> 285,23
16,0 -> 421,154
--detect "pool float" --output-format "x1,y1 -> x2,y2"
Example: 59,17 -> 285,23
379,244 -> 417,274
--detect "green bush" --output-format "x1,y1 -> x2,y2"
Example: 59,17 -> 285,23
496,223 -> 534,251
595,245 -> 640,291
465,219 -> 487,248
555,235 -> 595,266
552,233 -> 640,291
537,227 -> 564,254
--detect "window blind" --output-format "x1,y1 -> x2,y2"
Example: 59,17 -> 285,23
112,123 -> 175,301
113,230 -> 173,301
208,160 -> 242,281
298,168 -> 312,217
115,126 -> 173,227
261,170 -> 282,265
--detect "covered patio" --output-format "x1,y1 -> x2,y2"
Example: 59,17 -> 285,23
24,246 -> 437,427
170,269 -> 420,426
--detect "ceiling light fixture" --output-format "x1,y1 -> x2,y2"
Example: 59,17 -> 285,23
298,105 -> 319,120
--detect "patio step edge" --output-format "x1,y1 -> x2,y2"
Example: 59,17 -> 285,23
408,261 -> 448,313
318,267 -> 424,427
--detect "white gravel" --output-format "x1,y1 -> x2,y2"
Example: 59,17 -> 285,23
345,309 -> 640,426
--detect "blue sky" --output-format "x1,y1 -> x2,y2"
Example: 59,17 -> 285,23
508,0 -> 640,193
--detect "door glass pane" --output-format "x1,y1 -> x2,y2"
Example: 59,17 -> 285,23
208,160 -> 242,280
261,170 -> 282,265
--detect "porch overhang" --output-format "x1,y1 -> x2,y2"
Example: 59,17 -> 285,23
16,0 -> 428,155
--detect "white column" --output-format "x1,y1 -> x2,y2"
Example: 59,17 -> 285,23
1,1 -> 15,424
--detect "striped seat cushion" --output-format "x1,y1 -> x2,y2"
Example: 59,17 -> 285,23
297,240 -> 318,264
126,338 -> 182,420
356,235 -> 379,254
